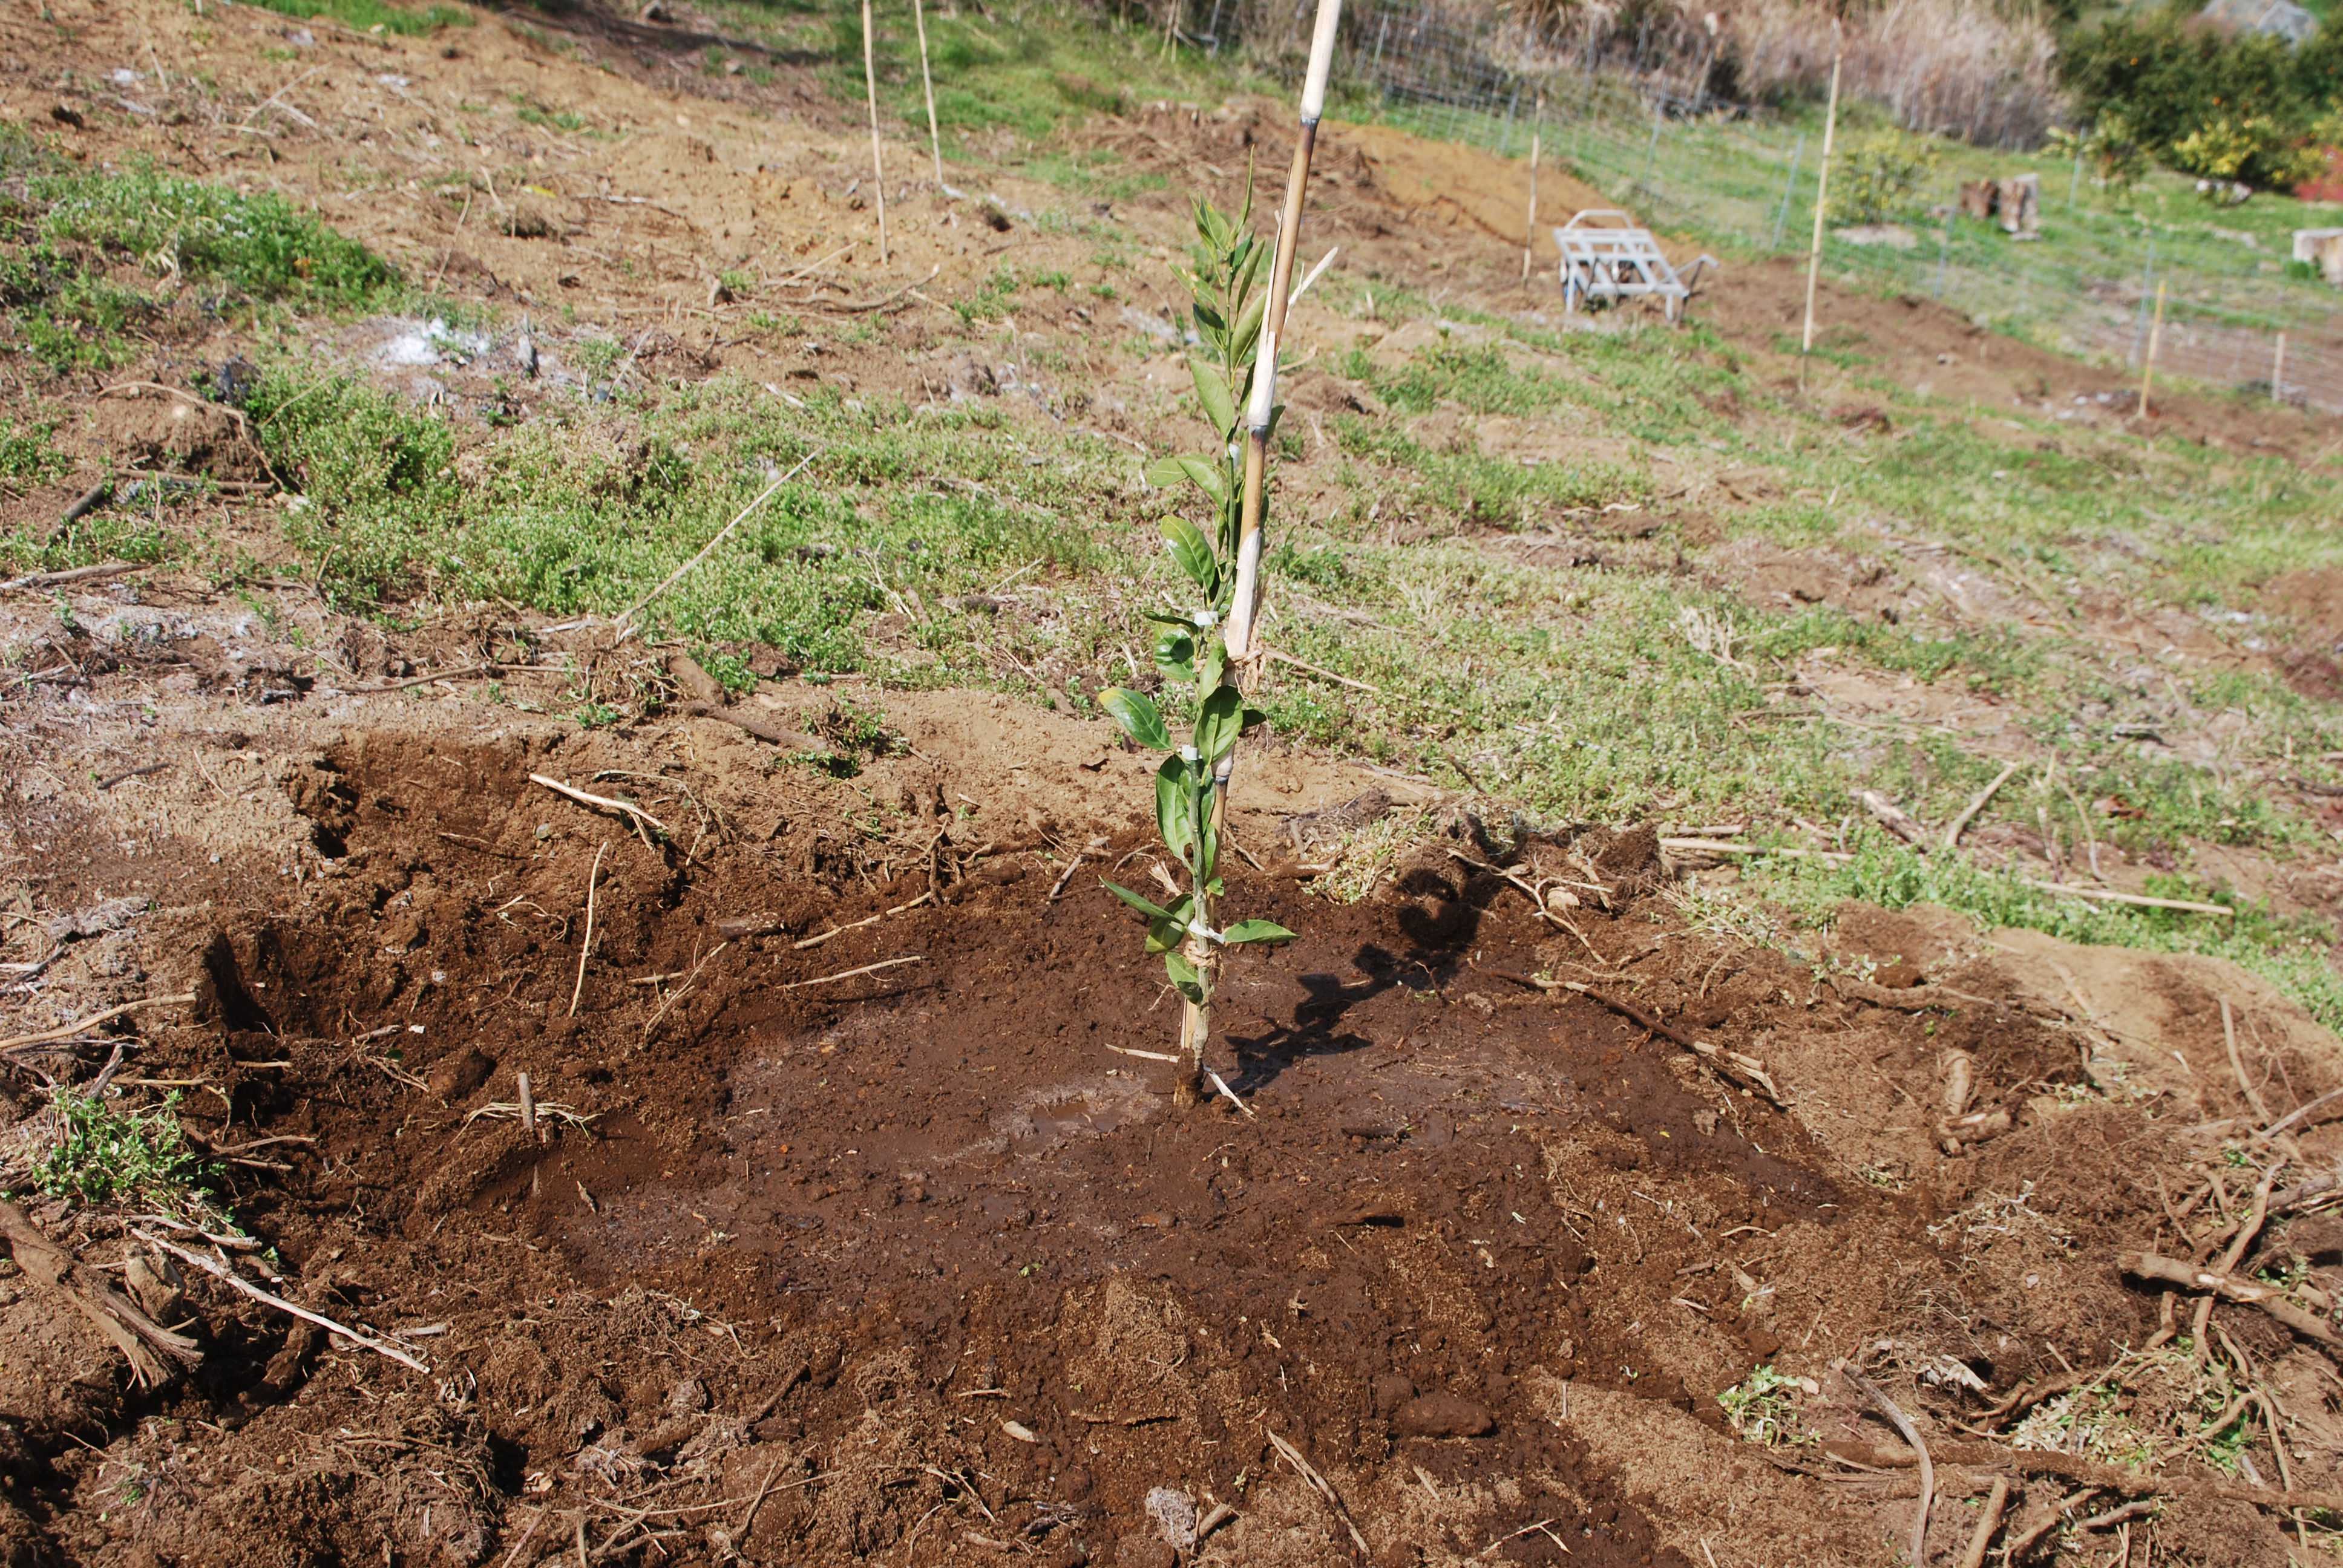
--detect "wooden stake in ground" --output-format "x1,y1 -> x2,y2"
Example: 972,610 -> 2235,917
1520,91 -> 1542,286
2138,279 -> 2166,419
860,0 -> 889,266
911,0 -> 943,186
1799,30 -> 1843,372
2273,330 -> 2287,403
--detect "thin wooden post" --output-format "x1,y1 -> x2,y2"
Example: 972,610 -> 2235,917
2139,279 -> 2167,419
912,0 -> 944,187
1521,91 -> 1542,286
860,0 -> 889,266
2273,332 -> 2288,403
1163,0 -> 1179,58
1800,34 -> 1842,370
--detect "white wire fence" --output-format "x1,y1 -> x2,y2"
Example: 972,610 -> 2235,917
1215,0 -> 2343,413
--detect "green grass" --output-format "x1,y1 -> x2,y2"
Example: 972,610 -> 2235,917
243,368 -> 1116,670
241,0 -> 470,36
2,157 -> 399,371
1354,67 -> 2339,358
0,417 -> 67,489
1753,837 -> 2343,1033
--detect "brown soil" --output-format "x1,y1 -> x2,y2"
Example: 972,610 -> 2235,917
5,5 -> 2343,1567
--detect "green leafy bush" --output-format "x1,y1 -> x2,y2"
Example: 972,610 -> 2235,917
2060,8 -> 2343,189
1834,131 -> 1939,224
2045,117 -> 2150,196
2169,114 -> 2328,192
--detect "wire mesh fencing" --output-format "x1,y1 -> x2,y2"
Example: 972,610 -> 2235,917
1239,0 -> 2343,414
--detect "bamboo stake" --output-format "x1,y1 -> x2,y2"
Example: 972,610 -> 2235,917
1520,91 -> 1542,286
911,0 -> 943,187
2138,279 -> 2166,419
860,0 -> 889,266
2273,331 -> 2287,403
1799,31 -> 1842,373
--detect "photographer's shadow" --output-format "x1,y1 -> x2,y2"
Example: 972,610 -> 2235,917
1224,866 -> 1495,1096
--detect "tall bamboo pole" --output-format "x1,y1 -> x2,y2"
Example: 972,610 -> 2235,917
1521,91 -> 1542,286
1173,0 -> 1343,1106
2273,331 -> 2287,403
860,0 -> 889,266
912,0 -> 943,187
2139,279 -> 2166,419
1799,31 -> 1842,371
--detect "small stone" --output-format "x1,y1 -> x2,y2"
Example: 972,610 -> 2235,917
427,1047 -> 494,1100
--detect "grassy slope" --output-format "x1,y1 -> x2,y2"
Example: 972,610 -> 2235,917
6,3 -> 2343,1024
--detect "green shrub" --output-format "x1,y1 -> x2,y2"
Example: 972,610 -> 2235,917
1835,131 -> 1938,224
2045,117 -> 2150,196
2060,8 -> 2342,188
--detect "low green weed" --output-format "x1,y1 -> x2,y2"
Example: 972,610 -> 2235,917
36,1093 -> 223,1223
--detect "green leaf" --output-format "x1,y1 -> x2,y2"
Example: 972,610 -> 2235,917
1155,756 -> 1199,864
1161,516 -> 1218,594
1241,704 -> 1269,733
1153,627 -> 1196,683
1145,456 -> 1189,491
1222,919 -> 1297,945
1101,879 -> 1175,923
1164,950 -> 1204,1003
1189,357 -> 1238,436
1192,684 -> 1245,764
1231,289 -> 1267,373
1100,687 -> 1170,753
1173,454 -> 1227,503
1145,895 -> 1194,955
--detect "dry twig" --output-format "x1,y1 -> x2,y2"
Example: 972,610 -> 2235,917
2123,1252 -> 2336,1347
1839,1364 -> 1932,1568
779,955 -> 923,990
569,843 -> 607,1019
1264,1429 -> 1371,1557
1943,760 -> 2022,851
0,993 -> 195,1054
530,774 -> 672,841
139,1232 -> 427,1372
1953,1475 -> 2008,1568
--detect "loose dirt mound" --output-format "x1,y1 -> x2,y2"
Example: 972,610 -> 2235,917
1,675 -> 2334,1566
1332,121 -> 1611,247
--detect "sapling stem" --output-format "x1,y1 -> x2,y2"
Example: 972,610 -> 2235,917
1098,4 -> 1337,1109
